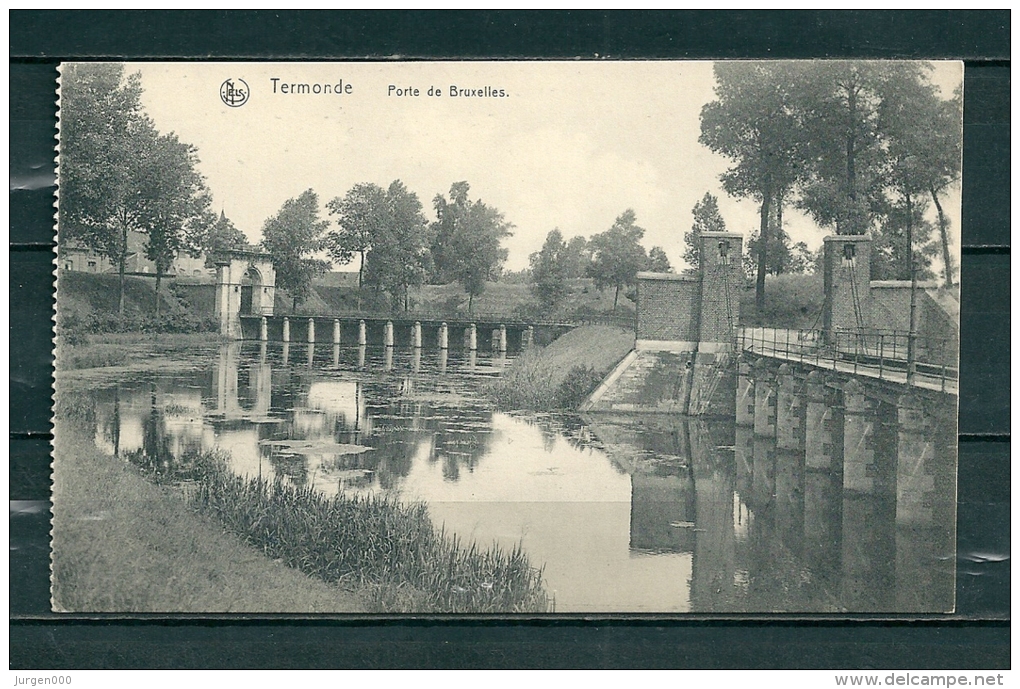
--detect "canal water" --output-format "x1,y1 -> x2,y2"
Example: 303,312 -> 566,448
80,341 -> 957,613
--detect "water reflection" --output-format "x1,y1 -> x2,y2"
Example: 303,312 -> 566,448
83,341 -> 956,613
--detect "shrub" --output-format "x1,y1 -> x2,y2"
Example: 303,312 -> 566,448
554,364 -> 604,409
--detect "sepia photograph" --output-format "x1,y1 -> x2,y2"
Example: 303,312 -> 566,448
52,60 -> 962,614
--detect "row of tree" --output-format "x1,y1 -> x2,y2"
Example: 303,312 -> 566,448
529,210 -> 670,312
699,61 -> 962,314
58,64 -> 516,317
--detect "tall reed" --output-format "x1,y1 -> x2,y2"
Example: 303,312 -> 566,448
193,469 -> 549,613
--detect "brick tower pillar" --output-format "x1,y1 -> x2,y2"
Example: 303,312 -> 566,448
698,231 -> 744,349
823,234 -> 872,343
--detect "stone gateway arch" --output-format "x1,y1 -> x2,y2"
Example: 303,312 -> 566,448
212,249 -> 277,339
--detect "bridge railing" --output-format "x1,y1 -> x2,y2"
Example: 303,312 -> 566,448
737,327 -> 959,391
243,310 -> 605,328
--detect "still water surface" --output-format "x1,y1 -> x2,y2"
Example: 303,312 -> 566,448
82,341 -> 956,613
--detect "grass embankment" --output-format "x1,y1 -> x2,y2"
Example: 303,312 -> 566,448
738,273 -> 824,329
487,325 -> 636,411
56,331 -> 225,371
196,472 -> 548,613
51,421 -> 368,613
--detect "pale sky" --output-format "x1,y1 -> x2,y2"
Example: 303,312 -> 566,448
123,61 -> 962,273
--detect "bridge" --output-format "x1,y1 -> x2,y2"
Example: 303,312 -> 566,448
583,231 -> 960,416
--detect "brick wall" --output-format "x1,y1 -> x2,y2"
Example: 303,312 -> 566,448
636,275 -> 700,342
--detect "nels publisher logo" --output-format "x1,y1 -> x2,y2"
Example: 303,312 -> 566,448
220,78 -> 249,107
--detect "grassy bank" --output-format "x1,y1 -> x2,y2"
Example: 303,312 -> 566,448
487,325 -> 636,411
57,331 -> 225,371
195,472 -> 549,613
51,421 -> 368,613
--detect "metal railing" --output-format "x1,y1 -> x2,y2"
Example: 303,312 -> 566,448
737,327 -> 959,392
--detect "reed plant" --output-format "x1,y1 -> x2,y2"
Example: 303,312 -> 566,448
193,469 -> 549,613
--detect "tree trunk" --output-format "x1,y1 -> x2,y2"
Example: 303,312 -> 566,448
775,194 -> 785,275
468,293 -> 474,314
904,192 -> 913,280
845,87 -> 858,235
154,272 -> 162,319
293,296 -> 298,313
930,184 -> 953,287
906,190 -> 918,384
613,284 -> 620,314
755,190 -> 772,319
118,218 -> 128,320
357,249 -> 364,310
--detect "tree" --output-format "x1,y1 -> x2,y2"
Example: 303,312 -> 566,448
875,69 -> 962,287
587,209 -> 649,313
192,210 -> 250,259
429,182 -> 513,312
361,180 -> 432,311
325,183 -> 388,302
684,192 -> 726,269
60,63 -> 212,319
138,131 -> 212,317
529,229 -> 569,308
561,235 -> 590,279
700,62 -> 806,317
647,246 -> 672,273
261,189 -> 331,312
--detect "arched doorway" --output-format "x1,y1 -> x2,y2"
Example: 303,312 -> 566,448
240,266 -> 263,315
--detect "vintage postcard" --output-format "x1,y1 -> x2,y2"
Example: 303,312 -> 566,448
52,61 -> 962,614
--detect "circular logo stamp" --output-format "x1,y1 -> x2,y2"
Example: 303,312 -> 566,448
220,78 -> 249,107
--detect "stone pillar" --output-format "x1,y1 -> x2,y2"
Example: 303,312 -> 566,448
333,319 -> 341,345
282,317 -> 290,343
753,360 -> 777,437
332,343 -> 340,368
467,349 -> 477,371
358,320 -> 367,346
260,316 -> 268,342
439,322 -> 449,349
775,364 -> 804,452
306,343 -> 315,367
357,344 -> 366,369
804,371 -> 842,473
412,321 -> 422,348
215,264 -> 231,336
499,324 -> 507,352
412,347 -> 421,373
384,346 -> 393,371
439,348 -> 448,374
736,359 -> 754,427
491,328 -> 500,352
751,436 -> 776,510
895,393 -> 935,526
842,379 -> 877,495
524,325 -> 534,348
307,318 -> 315,344
467,323 -> 477,351
282,342 -> 290,366
384,321 -> 394,347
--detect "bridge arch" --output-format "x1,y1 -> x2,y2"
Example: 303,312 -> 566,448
213,250 -> 277,338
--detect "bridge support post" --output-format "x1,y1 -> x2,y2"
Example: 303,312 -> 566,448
333,319 -> 341,345
499,324 -> 507,352
358,320 -> 367,346
439,322 -> 448,349
736,359 -> 754,427
491,328 -> 500,352
412,321 -> 422,348
753,360 -> 777,437
384,320 -> 394,347
804,371 -> 842,473
842,379 -> 877,495
775,364 -> 804,451
467,323 -> 477,351
307,318 -> 315,344
895,393 -> 935,526
524,325 -> 534,348
260,317 -> 268,342
282,317 -> 290,343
